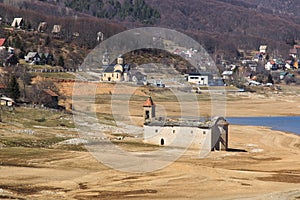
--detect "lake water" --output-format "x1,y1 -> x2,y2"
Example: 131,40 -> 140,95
227,116 -> 300,135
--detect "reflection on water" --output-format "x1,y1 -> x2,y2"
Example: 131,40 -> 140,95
227,116 -> 300,135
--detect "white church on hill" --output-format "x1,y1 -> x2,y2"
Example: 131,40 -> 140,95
143,97 -> 229,151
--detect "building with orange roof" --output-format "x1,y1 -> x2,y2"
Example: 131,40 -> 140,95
0,38 -> 5,47
143,96 -> 155,122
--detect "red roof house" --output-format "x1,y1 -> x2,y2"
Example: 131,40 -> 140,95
143,96 -> 155,107
0,38 -> 6,47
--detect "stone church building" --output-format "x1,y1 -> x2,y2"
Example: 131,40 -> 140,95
143,97 -> 229,151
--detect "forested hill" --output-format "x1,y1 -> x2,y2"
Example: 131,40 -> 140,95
2,0 -> 160,24
3,0 -> 300,59
0,2 -> 125,68
145,0 -> 300,57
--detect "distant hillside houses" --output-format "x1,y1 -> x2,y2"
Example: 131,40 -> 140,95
11,18 -> 23,29
0,38 -> 5,50
25,52 -> 54,65
0,39 -> 19,67
173,48 -> 198,59
38,22 -> 48,33
52,25 -> 61,34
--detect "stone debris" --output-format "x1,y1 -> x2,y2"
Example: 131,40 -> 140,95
58,138 -> 89,145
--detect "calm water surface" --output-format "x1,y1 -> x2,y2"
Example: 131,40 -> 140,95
227,116 -> 300,135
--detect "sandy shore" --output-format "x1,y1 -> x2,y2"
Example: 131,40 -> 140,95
0,90 -> 300,199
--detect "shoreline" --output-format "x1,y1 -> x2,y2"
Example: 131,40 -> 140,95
227,116 -> 300,136
2,123 -> 299,199
1,91 -> 300,199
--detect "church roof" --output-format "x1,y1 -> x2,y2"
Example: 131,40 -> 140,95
143,96 -> 154,107
103,65 -> 115,73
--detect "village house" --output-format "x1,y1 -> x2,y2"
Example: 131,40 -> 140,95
25,52 -> 41,64
11,18 -> 23,29
37,22 -> 48,33
249,63 -> 258,72
41,89 -> 59,109
187,72 -> 213,86
130,69 -> 147,85
173,48 -> 197,59
259,45 -> 268,54
222,70 -> 233,80
7,47 -> 14,54
97,31 -> 104,42
52,25 -> 62,37
0,96 -> 14,107
265,60 -> 277,71
143,97 -> 229,151
0,38 -> 6,51
290,48 -> 298,58
72,32 -> 80,39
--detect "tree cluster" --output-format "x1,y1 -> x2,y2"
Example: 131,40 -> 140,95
63,0 -> 160,24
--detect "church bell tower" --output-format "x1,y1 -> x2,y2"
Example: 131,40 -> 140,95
143,96 -> 155,123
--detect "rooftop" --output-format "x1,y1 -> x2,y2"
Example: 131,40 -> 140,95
188,71 -> 212,76
103,65 -> 115,73
0,38 -> 5,47
145,118 -> 212,128
43,89 -> 58,97
143,96 -> 154,107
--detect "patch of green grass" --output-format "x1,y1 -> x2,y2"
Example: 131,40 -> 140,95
95,94 -> 112,104
96,113 -> 116,126
0,147 -> 65,167
1,136 -> 67,148
31,72 -> 75,79
55,144 -> 87,152
0,107 -> 75,128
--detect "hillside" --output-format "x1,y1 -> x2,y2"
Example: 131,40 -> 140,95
145,0 -> 300,57
0,3 -> 125,68
1,0 -> 160,24
3,0 -> 300,62
3,0 -> 300,60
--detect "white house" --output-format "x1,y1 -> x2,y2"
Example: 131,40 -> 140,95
52,25 -> 62,34
187,72 -> 213,86
11,18 -> 23,28
222,71 -> 233,80
25,52 -> 41,64
38,22 -> 48,33
259,45 -> 268,54
1,96 -> 14,107
265,62 -> 273,71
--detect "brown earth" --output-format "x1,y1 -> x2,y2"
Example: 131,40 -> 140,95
0,84 -> 300,199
